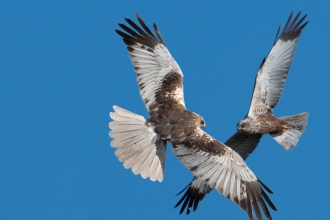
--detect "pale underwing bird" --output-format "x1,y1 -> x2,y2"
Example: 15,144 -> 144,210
175,11 -> 308,216
110,13 -> 277,220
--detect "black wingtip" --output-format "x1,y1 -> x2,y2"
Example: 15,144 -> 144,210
116,14 -> 162,49
276,11 -> 308,42
174,189 -> 188,209
118,23 -> 139,37
115,29 -> 131,39
273,25 -> 281,46
180,195 -> 190,215
125,17 -> 145,35
135,13 -> 157,40
174,183 -> 207,216
261,190 -> 277,211
176,184 -> 189,196
174,184 -> 196,215
284,11 -> 294,29
258,178 -> 274,194
193,197 -> 199,212
298,21 -> 309,32
259,196 -> 272,220
153,23 -> 165,45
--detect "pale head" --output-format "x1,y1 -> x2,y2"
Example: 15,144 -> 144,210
193,112 -> 206,130
237,117 -> 251,132
200,116 -> 206,129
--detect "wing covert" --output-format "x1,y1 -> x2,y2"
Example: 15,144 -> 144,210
172,131 -> 276,219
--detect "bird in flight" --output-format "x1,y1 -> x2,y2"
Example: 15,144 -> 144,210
109,13 -> 281,219
174,11 -> 308,215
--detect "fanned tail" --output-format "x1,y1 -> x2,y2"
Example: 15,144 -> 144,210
109,106 -> 167,182
271,112 -> 309,150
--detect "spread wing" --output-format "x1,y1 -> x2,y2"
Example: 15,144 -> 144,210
175,132 -> 263,215
172,130 -> 276,219
116,13 -> 185,113
248,11 -> 308,117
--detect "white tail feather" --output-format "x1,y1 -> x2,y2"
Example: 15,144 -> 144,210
109,106 -> 167,182
272,130 -> 300,150
271,112 -> 308,150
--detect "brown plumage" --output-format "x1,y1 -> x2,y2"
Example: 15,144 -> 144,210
110,13 -> 277,219
236,11 -> 309,150
150,103 -> 205,145
238,114 -> 289,134
174,11 -> 309,216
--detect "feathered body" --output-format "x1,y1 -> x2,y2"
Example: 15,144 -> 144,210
150,102 -> 206,145
110,13 -> 277,220
174,11 -> 309,216
238,114 -> 288,134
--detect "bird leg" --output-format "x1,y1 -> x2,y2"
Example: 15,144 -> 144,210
282,125 -> 289,132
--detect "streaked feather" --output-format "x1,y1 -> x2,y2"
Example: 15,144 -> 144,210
115,13 -> 184,112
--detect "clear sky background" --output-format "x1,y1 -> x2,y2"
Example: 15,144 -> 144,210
0,1 -> 329,219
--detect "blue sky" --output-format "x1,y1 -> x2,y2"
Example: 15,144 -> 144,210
0,1 -> 329,219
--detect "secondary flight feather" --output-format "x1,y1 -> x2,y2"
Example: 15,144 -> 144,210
110,13 -> 277,219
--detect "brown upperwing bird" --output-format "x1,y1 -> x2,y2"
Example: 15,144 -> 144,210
175,11 -> 309,216
110,13 -> 276,219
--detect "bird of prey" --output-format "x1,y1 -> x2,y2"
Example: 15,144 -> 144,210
175,11 -> 308,215
110,13 -> 276,220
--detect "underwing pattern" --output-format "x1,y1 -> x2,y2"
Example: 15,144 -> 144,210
111,13 -> 280,219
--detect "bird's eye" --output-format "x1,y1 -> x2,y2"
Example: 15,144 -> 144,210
200,119 -> 206,129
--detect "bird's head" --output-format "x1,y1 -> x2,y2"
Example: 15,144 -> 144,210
237,118 -> 251,132
200,116 -> 206,130
192,112 -> 206,130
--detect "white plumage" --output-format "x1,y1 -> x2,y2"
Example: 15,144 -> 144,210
109,106 -> 167,182
130,42 -> 184,111
172,132 -> 259,210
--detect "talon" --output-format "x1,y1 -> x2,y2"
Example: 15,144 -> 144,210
282,125 -> 289,132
